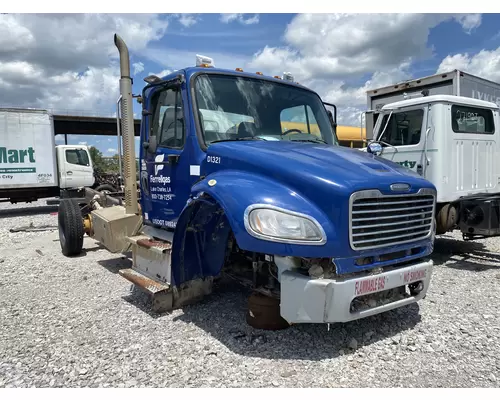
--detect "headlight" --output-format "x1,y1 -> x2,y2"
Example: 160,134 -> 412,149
244,204 -> 326,245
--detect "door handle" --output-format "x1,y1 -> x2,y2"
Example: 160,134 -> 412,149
67,171 -> 73,175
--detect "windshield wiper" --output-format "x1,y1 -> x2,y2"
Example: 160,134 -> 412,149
210,136 -> 265,144
289,137 -> 327,144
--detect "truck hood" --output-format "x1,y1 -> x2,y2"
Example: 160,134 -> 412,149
204,140 -> 431,196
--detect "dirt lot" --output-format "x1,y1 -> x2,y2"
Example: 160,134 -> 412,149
1,200 -> 499,388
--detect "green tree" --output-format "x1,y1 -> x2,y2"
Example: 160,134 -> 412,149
88,146 -> 106,173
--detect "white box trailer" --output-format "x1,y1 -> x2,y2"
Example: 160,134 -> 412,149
365,69 -> 500,140
0,108 -> 95,203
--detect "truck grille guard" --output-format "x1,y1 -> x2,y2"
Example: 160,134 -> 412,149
349,188 -> 436,251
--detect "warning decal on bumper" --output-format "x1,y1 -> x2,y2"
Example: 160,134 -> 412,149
403,269 -> 427,284
354,276 -> 387,296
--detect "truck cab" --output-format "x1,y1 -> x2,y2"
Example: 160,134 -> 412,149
365,94 -> 500,239
56,145 -> 95,189
58,36 -> 438,329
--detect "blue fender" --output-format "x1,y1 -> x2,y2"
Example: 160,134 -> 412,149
187,170 -> 337,258
170,192 -> 231,285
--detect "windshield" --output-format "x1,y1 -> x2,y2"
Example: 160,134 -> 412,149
193,73 -> 338,146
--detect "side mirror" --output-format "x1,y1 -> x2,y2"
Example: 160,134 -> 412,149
367,142 -> 382,156
327,110 -> 333,123
323,102 -> 337,131
326,110 -> 337,130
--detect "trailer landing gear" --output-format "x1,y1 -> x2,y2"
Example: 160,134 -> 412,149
246,292 -> 290,331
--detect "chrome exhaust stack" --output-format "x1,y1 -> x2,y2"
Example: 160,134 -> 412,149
114,33 -> 138,215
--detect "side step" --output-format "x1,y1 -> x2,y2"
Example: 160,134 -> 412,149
125,234 -> 172,286
120,234 -> 214,314
119,268 -> 173,313
121,234 -> 174,313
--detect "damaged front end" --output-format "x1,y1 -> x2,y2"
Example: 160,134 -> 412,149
272,254 -> 432,324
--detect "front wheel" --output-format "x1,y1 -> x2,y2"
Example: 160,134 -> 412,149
58,199 -> 84,257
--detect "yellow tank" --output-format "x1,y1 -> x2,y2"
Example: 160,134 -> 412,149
280,121 -> 366,148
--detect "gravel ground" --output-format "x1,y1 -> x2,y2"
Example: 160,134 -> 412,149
1,199 -> 500,388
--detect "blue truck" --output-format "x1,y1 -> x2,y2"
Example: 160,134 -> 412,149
57,34 -> 437,330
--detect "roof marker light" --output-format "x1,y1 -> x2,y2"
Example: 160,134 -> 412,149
236,68 -> 243,72
144,75 -> 162,84
274,75 -> 281,79
256,71 -> 263,75
196,54 -> 214,68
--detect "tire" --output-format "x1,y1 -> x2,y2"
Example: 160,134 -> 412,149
246,292 -> 290,331
95,184 -> 117,194
436,203 -> 456,235
58,199 -> 84,257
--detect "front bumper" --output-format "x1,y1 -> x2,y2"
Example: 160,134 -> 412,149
280,259 -> 433,324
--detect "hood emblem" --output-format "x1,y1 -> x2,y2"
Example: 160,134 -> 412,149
390,183 -> 410,192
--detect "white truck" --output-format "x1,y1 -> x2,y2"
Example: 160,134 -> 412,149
364,69 -> 500,140
364,93 -> 500,240
0,108 -> 95,204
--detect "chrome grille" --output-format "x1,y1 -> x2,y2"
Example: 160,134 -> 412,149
349,188 -> 436,251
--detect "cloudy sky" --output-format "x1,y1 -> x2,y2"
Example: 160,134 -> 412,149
1,12 -> 498,155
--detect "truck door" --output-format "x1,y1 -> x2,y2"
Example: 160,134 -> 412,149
58,146 -> 94,188
141,84 -> 191,230
376,107 -> 429,176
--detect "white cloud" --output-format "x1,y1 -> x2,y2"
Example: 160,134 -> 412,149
220,14 -> 238,23
251,14 -> 480,81
78,141 -> 88,145
177,14 -> 200,28
0,13 -> 168,114
455,14 -> 482,34
107,148 -> 116,153
240,15 -> 259,25
220,14 -> 259,25
0,14 -> 34,53
437,47 -> 500,82
248,13 -> 484,126
132,61 -> 144,75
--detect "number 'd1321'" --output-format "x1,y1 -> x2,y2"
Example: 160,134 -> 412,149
207,156 -> 221,164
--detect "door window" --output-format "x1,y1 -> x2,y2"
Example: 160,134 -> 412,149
378,109 -> 424,146
65,149 -> 90,166
151,88 -> 185,149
